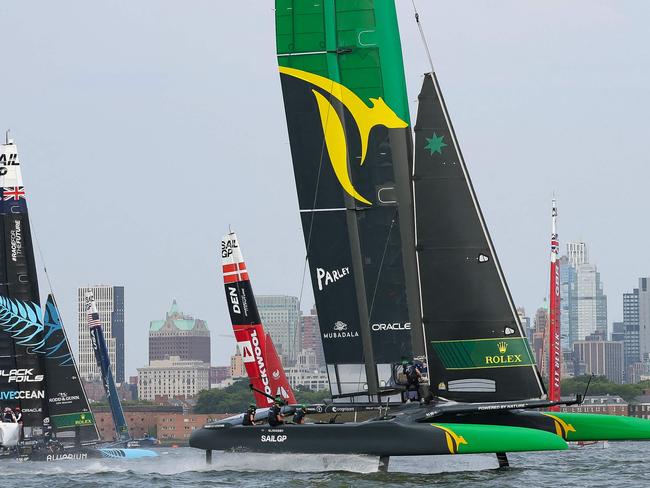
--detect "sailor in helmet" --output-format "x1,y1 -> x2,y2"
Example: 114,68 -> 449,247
267,396 -> 285,427
242,404 -> 257,426
292,405 -> 307,425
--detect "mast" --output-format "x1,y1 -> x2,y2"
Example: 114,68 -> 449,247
85,291 -> 130,442
548,199 -> 561,408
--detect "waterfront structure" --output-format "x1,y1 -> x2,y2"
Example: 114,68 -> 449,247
624,287 -> 641,373
573,335 -> 624,384
78,285 -> 125,383
630,391 -> 650,420
560,395 -> 628,416
257,295 -> 301,365
93,405 -> 232,442
301,306 -> 325,368
137,356 -> 210,401
149,300 -> 210,364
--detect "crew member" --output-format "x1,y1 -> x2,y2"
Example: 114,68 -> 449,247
405,361 -> 422,402
242,404 -> 257,426
292,405 -> 307,425
2,407 -> 15,423
13,406 -> 23,439
267,397 -> 285,427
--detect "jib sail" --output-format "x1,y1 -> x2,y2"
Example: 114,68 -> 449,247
43,294 -> 99,442
275,0 -> 423,400
221,232 -> 296,406
0,136 -> 48,431
413,73 -> 546,402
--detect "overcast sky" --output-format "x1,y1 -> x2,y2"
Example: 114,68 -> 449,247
3,1 -> 650,377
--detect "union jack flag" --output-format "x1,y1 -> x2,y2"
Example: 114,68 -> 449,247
3,187 -> 25,201
88,311 -> 102,329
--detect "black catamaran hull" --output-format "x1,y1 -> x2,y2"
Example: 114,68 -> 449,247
189,406 -> 569,456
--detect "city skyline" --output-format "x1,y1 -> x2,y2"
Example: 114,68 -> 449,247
3,1 -> 650,378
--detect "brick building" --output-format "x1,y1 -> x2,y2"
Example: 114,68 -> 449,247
92,405 -> 232,443
560,395 -> 628,416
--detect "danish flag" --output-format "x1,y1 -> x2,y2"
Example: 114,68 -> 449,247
3,187 -> 25,201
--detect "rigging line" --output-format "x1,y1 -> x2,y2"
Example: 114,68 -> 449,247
298,77 -> 336,309
411,0 -> 436,74
29,215 -> 56,300
356,208 -> 398,394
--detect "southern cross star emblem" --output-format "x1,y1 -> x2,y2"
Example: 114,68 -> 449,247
425,132 -> 447,155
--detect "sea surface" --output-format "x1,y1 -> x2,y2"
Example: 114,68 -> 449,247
2,442 -> 647,488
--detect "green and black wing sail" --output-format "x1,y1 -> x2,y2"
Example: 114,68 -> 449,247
275,0 -> 424,400
413,73 -> 546,402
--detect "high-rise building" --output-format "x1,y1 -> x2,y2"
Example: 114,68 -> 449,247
560,243 -> 607,346
257,295 -> 301,365
566,241 -> 588,267
517,307 -> 533,341
624,286 -> 641,371
230,346 -> 246,378
148,300 -> 210,364
612,322 -> 625,343
532,303 -> 548,377
78,285 -> 125,383
573,335 -> 624,384
300,306 -> 324,369
638,278 -> 650,363
559,255 -> 577,350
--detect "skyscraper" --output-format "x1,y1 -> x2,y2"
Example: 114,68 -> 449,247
78,285 -> 125,383
148,299 -> 210,364
624,287 -> 641,371
561,242 -> 607,345
638,278 -> 650,362
257,295 -> 301,365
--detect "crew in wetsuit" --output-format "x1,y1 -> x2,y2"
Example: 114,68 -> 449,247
292,405 -> 307,425
405,362 -> 422,402
267,397 -> 285,427
242,404 -> 257,426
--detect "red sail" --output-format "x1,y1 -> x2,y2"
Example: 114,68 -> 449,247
222,232 -> 296,407
548,201 -> 561,409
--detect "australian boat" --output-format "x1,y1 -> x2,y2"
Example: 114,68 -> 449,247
190,0 -> 650,469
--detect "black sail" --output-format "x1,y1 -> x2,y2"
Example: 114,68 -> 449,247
43,295 -> 99,442
413,73 -> 546,402
0,138 -> 48,429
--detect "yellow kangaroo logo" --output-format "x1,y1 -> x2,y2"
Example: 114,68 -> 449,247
542,413 -> 576,439
279,66 -> 408,205
432,424 -> 468,454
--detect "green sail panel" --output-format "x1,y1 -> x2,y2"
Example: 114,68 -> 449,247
413,73 -> 546,401
275,0 -> 422,398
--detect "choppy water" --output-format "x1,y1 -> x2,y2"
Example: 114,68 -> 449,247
2,443 -> 648,488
